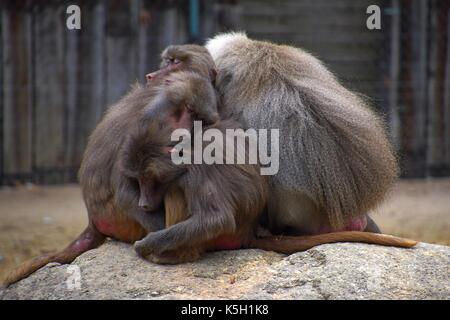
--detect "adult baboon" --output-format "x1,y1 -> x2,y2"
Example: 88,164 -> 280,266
3,45 -> 218,287
205,32 -> 399,235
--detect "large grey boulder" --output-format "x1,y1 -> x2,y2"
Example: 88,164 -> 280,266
1,240 -> 448,299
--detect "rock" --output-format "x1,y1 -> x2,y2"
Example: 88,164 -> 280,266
41,216 -> 54,225
1,241 -> 448,299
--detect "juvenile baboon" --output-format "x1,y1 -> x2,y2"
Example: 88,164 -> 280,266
122,118 -> 268,263
123,114 -> 415,264
3,44 -> 218,287
205,32 -> 399,235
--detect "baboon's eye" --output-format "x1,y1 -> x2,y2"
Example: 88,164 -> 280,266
167,57 -> 180,64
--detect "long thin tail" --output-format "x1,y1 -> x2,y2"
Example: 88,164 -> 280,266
249,231 -> 417,254
2,225 -> 105,288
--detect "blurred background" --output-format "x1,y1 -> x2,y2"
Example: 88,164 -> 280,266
0,0 -> 449,281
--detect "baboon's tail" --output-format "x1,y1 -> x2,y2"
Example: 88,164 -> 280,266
2,225 -> 105,288
249,231 -> 417,254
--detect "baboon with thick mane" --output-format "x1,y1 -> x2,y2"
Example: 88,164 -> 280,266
205,32 -> 399,235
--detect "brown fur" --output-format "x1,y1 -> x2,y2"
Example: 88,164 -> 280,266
249,232 -> 417,254
123,118 -> 269,263
165,186 -> 188,227
147,70 -> 219,124
3,45 -> 218,287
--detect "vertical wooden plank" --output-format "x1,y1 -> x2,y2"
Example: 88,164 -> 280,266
63,1 -> 80,182
158,6 -> 188,50
90,1 -> 107,119
133,0 -> 154,81
91,1 -> 107,118
408,0 -> 428,176
209,1 -> 242,35
105,0 -> 136,106
158,7 -> 177,49
201,0 -> 218,38
444,5 -> 450,167
33,3 -> 66,183
430,0 -> 450,176
131,0 -> 162,81
72,0 -> 106,166
0,3 -> 4,184
2,4 -> 33,183
130,0 -> 141,81
397,0 -> 427,177
143,1 -> 164,73
388,0 -> 401,150
426,0 -> 446,176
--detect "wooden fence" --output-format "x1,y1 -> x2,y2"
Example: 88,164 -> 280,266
1,0 -> 449,185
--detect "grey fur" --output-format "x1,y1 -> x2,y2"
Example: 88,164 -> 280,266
206,33 -> 399,231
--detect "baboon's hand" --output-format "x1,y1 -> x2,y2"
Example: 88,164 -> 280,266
134,237 -> 156,257
134,230 -> 175,257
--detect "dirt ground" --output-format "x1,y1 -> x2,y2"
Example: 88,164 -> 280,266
0,179 -> 449,283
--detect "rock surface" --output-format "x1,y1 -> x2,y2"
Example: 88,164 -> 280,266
1,240 -> 449,299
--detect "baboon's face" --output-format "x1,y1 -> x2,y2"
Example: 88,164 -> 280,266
122,127 -> 187,212
146,44 -> 216,84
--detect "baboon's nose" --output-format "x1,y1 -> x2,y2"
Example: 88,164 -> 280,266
146,72 -> 157,82
140,204 -> 151,211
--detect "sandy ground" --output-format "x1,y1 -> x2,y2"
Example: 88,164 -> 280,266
0,179 -> 449,282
